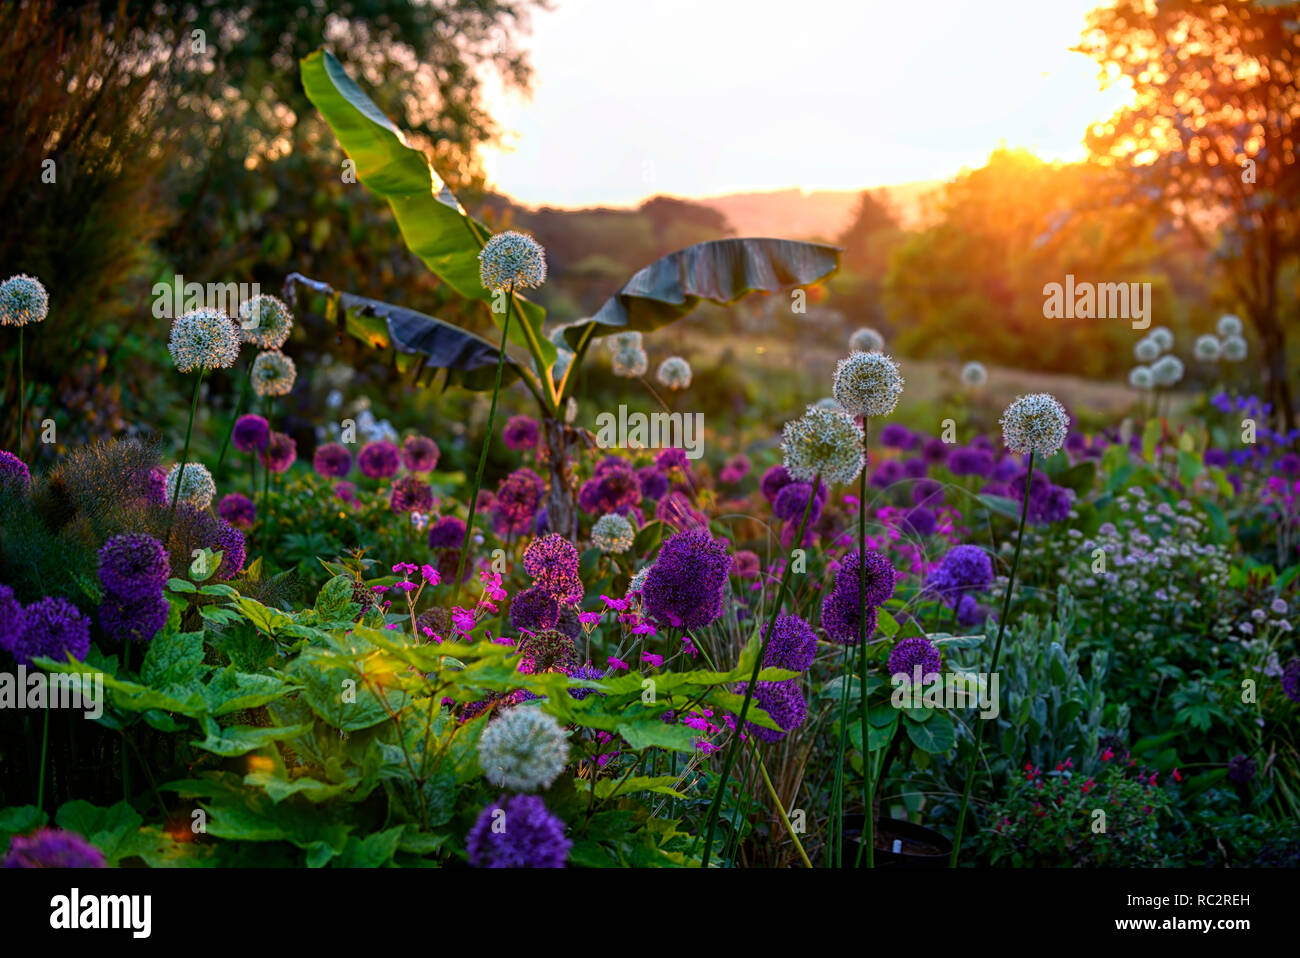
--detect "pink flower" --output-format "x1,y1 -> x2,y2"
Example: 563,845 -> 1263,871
395,581 -> 417,593
452,607 -> 475,634
641,652 -> 663,667
607,656 -> 629,671
1101,747 -> 1115,762
421,564 -> 441,585
578,611 -> 602,626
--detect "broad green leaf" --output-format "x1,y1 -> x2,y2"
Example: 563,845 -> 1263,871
903,711 -> 956,753
192,719 -> 315,757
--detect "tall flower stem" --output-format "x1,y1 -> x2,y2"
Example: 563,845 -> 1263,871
261,397 -> 274,560
699,474 -> 821,867
830,643 -> 853,866
948,450 -> 1035,866
16,326 -> 24,458
216,367 -> 251,469
454,282 -> 515,596
858,417 -> 874,867
166,370 -> 205,541
35,704 -> 49,811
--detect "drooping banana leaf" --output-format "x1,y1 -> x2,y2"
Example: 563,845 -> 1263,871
299,50 -> 555,373
283,274 -> 534,397
560,238 -> 842,353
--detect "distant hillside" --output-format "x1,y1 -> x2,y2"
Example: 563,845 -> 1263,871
692,181 -> 944,240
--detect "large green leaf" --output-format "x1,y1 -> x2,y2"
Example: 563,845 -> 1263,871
561,238 -> 841,352
299,50 -> 553,368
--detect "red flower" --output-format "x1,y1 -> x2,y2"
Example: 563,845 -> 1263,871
1172,768 -> 1182,782
1101,747 -> 1115,762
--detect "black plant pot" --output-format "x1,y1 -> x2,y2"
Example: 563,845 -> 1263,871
841,814 -> 952,868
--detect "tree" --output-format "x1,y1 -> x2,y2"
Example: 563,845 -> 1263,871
1078,0 -> 1300,429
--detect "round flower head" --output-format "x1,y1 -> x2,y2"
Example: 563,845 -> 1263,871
495,469 -> 546,536
357,440 -> 401,479
502,416 -> 539,452
608,330 -> 643,352
1227,754 -> 1257,785
0,274 -> 49,327
656,356 -> 693,391
313,442 -> 352,478
99,592 -> 169,645
774,481 -> 824,523
833,350 -> 904,418
402,435 -> 441,472
0,450 -> 31,489
1193,334 -> 1222,362
1151,354 -> 1184,387
1128,366 -> 1154,391
3,828 -> 105,868
428,515 -> 466,550
781,405 -> 865,487
261,432 -> 296,474
10,596 -> 90,667
641,527 -> 731,630
389,475 -> 433,514
1221,335 -> 1247,362
466,794 -> 571,868
516,628 -> 579,674
638,466 -> 669,500
477,706 -> 570,791
98,532 -> 170,600
0,584 -> 27,653
834,548 -> 897,608
1216,314 -> 1243,339
479,230 -> 547,291
218,492 -> 256,529
737,679 -> 808,743
926,544 -> 993,601
960,361 -> 988,388
887,636 -> 942,685
760,464 -> 793,503
612,347 -> 648,378
250,349 -> 296,397
238,294 -> 293,349
762,613 -> 817,672
232,414 -> 270,453
1134,337 -> 1161,362
880,423 -> 918,449
522,533 -> 583,603
509,586 -> 560,633
849,327 -> 884,353
1000,393 -> 1069,458
168,308 -> 241,372
591,513 -> 635,554
165,462 -> 216,509
1148,326 -> 1174,351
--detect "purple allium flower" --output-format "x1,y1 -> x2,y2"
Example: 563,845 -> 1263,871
10,597 -> 90,667
0,584 -> 26,652
900,506 -> 936,537
719,453 -> 752,483
956,593 -> 989,628
1283,659 -> 1300,704
97,533 -> 170,600
1065,431 -> 1087,455
1227,754 -> 1257,785
991,457 -> 1020,482
1276,453 -> 1300,476
760,464 -> 793,503
510,586 -> 560,633
502,416 -> 539,452
262,432 -> 296,473
523,533 -> 583,604
402,435 -> 441,473
554,606 -> 582,642
922,437 -> 950,465
494,469 -> 545,535
834,549 -> 897,608
0,450 -> 30,488
730,550 -> 760,579
637,466 -> 669,500
820,588 -> 878,645
578,463 -> 641,516
1033,484 -> 1074,524
466,795 -> 571,868
911,477 -> 944,506
390,475 -> 434,514
2,828 -> 106,868
335,481 -> 359,507
1203,447 -> 1229,469
641,527 -> 731,630
428,515 -> 466,550
774,481 -> 824,523
736,679 -> 807,743
357,440 -> 401,479
880,423 -> 918,450
232,414 -> 270,454
656,447 -> 690,471
99,592 -> 169,644
869,459 -> 903,489
215,520 -> 246,580
901,458 -> 928,479
981,481 -> 1011,499
313,442 -> 352,478
142,467 -> 168,506
887,636 -> 942,684
925,544 -> 994,601
218,492 -> 256,529
947,446 -> 995,478
567,663 -> 607,700
762,613 -> 817,671
516,628 -> 579,674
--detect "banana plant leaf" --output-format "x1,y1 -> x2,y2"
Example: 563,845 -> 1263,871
560,237 -> 842,352
283,274 -> 529,395
299,50 -> 555,371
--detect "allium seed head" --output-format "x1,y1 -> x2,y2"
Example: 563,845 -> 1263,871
0,274 -> 49,327
238,294 -> 294,349
612,347 -> 648,378
1128,366 -> 1154,391
165,462 -> 216,509
1221,335 -> 1247,362
656,356 -> 693,390
999,393 -> 1069,458
250,349 -> 296,397
591,513 -> 635,554
477,706 -> 570,791
833,351 -> 904,417
960,361 -> 988,388
1193,334 -> 1222,362
1216,314 -> 1242,339
479,230 -> 547,291
781,405 -> 865,487
1134,337 -> 1161,362
848,327 -> 884,353
168,308 -> 241,372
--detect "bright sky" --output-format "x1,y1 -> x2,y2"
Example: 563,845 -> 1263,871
479,0 -> 1133,208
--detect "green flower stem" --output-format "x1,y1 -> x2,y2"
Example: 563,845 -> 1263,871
261,397 -> 274,561
699,473 -> 821,868
454,283 -> 515,597
859,418 -> 874,867
216,366 -> 251,469
35,704 -> 49,811
16,325 -> 24,459
949,450 -> 1035,866
166,370 -> 205,542
830,643 -> 852,867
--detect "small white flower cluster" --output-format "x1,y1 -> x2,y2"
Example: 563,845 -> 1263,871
165,462 -> 217,509
477,706 -> 570,791
960,361 -> 988,388
591,513 -> 635,554
251,350 -> 297,397
606,330 -> 648,379
168,308 -> 241,373
0,274 -> 49,327
1131,315 -> 1247,392
478,230 -> 547,291
1000,393 -> 1069,458
848,327 -> 884,353
656,356 -> 692,390
781,404 -> 864,486
832,351 -> 903,417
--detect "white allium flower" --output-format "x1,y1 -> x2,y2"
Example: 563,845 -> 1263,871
1000,393 -> 1069,458
656,356 -> 693,390
168,308 -> 241,373
0,274 -> 49,327
960,361 -> 988,388
1134,337 -> 1161,362
1152,354 -> 1185,387
1128,366 -> 1154,391
1216,314 -> 1243,338
833,350 -> 904,417
612,347 -> 648,378
814,397 -> 840,410
250,349 -> 297,397
1148,326 -> 1174,351
238,294 -> 294,349
848,327 -> 884,353
608,330 -> 643,352
1193,334 -> 1222,362
1221,335 -> 1247,362
478,230 -> 547,291
591,513 -> 635,554
628,564 -> 653,595
165,462 -> 216,509
477,706 -> 570,791
781,405 -> 865,486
